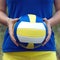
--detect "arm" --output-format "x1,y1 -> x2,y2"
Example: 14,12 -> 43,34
43,0 -> 60,45
0,0 -> 9,26
0,0 -> 19,46
49,0 -> 60,27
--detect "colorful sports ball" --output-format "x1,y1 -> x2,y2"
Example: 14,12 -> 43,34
14,14 -> 48,49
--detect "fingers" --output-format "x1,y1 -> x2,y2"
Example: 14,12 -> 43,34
10,34 -> 19,46
9,25 -> 19,46
42,30 -> 51,46
8,19 -> 19,46
9,31 -> 19,46
42,18 -> 51,46
12,18 -> 19,24
43,18 -> 48,24
43,18 -> 47,21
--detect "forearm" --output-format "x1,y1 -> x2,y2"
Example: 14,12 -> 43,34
49,10 -> 60,27
0,11 -> 9,26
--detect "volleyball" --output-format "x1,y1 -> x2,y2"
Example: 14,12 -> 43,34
14,14 -> 48,49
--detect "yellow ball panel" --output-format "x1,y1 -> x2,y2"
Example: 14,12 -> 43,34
17,28 -> 46,37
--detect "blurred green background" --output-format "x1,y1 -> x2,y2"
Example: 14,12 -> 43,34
0,6 -> 60,60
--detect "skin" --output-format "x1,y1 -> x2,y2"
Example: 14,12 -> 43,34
0,0 -> 60,46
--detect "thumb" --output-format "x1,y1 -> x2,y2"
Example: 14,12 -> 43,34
43,18 -> 48,24
12,18 -> 19,24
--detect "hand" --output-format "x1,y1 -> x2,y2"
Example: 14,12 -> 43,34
7,18 -> 19,46
42,18 -> 52,46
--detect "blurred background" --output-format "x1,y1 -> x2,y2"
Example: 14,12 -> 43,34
0,6 -> 60,60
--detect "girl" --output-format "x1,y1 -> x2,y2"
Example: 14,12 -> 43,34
0,0 -> 60,60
